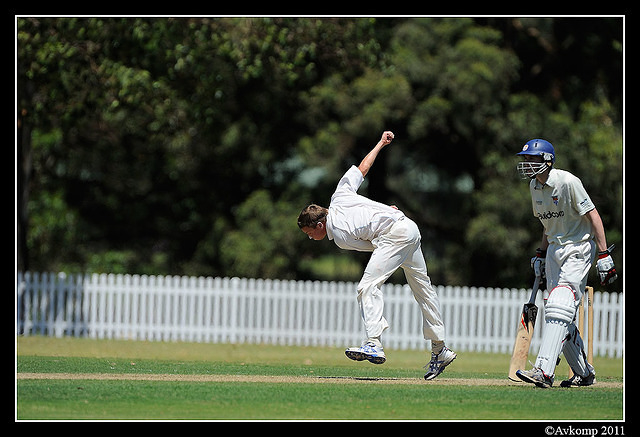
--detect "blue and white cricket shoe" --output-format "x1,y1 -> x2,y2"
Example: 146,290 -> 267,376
424,347 -> 457,380
345,342 -> 386,364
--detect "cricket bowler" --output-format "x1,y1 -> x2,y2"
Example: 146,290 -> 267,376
297,131 -> 456,380
515,139 -> 618,388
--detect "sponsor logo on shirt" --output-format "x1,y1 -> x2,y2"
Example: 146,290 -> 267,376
538,210 -> 565,220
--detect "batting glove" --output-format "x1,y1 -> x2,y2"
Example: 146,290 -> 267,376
530,248 -> 546,279
596,245 -> 618,285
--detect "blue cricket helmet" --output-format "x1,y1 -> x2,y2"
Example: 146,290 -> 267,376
516,139 -> 555,163
516,139 -> 555,179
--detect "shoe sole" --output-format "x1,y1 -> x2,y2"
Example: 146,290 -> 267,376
516,370 -> 552,388
345,350 -> 386,365
424,352 -> 457,380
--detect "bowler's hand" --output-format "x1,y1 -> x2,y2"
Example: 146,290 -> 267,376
380,131 -> 394,146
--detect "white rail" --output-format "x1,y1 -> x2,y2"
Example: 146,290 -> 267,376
16,272 -> 624,357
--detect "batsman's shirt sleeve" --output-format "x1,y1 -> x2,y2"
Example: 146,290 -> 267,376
569,175 -> 595,216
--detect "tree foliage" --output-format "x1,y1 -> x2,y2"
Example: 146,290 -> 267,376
17,17 -> 623,291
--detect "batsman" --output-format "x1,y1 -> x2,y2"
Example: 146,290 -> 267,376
515,139 -> 618,388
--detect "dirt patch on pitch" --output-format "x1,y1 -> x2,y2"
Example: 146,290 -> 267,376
16,372 -> 623,388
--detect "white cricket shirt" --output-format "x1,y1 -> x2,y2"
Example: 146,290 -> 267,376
326,165 -> 405,252
529,168 -> 595,246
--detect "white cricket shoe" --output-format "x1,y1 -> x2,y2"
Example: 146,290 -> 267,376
516,367 -> 554,388
345,342 -> 386,364
424,347 -> 457,380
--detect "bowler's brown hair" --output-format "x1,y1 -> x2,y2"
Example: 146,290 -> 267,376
297,204 -> 328,229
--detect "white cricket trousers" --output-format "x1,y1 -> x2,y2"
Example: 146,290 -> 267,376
544,239 -> 595,302
356,217 -> 446,343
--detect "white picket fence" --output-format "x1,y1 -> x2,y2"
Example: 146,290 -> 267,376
16,272 -> 624,357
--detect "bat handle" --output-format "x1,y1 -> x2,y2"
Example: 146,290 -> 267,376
528,275 -> 541,304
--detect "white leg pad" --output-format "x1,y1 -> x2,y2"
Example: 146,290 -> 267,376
535,319 -> 568,377
544,285 -> 578,323
535,285 -> 578,377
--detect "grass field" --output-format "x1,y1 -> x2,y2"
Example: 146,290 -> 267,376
16,336 -> 625,423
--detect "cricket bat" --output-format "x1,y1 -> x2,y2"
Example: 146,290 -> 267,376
508,275 -> 541,381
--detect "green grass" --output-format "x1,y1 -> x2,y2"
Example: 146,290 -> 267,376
17,378 -> 623,420
16,336 -> 624,421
